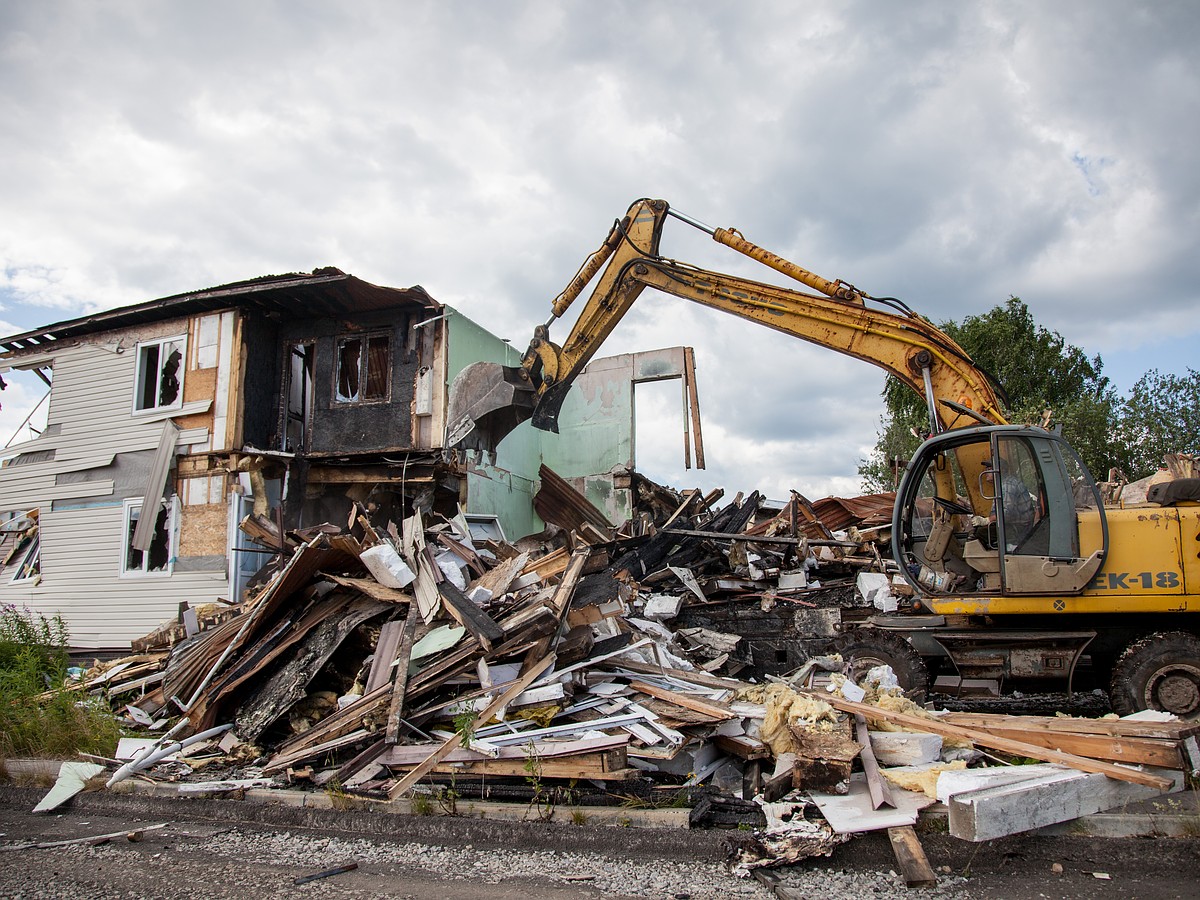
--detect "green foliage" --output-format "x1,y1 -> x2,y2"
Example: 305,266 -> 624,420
0,605 -> 123,759
1112,368 -> 1200,480
0,603 -> 68,674
860,297 -> 1120,489
523,739 -> 553,821
946,298 -> 1109,415
453,709 -> 478,742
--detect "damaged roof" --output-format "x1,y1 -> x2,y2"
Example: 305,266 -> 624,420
0,268 -> 440,354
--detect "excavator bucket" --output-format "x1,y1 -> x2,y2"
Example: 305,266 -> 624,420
445,361 -> 537,455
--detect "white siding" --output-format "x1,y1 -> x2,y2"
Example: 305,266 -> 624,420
0,319 -> 239,651
0,505 -> 227,649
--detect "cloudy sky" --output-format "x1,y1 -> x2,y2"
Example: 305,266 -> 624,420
2,1 -> 1197,503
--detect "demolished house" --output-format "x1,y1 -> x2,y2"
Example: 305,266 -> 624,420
0,269 -> 702,652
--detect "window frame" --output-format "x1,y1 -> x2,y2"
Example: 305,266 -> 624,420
120,496 -> 177,578
1,510 -> 41,584
332,331 -> 392,406
132,334 -> 187,416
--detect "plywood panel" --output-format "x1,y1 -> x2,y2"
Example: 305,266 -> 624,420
179,502 -> 229,557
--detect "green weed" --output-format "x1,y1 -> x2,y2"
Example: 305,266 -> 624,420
0,605 -> 122,760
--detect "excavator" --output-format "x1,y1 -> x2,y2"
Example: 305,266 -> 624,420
447,198 -> 1200,718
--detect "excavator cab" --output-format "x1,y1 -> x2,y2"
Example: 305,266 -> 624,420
893,425 -> 1108,598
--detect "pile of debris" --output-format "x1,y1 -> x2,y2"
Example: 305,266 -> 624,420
43,465 -> 1199,883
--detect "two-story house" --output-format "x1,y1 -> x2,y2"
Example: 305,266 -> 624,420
0,269 -> 701,653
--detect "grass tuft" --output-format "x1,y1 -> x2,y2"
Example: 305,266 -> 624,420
0,605 -> 123,761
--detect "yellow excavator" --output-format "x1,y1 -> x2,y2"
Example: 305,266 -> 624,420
447,198 -> 1200,717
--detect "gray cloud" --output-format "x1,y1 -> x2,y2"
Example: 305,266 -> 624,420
2,0 -> 1196,498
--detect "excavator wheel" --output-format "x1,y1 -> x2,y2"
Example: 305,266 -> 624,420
1109,631 -> 1200,720
835,628 -> 930,704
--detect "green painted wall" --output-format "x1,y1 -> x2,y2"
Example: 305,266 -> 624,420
446,309 -> 687,540
445,308 -> 544,541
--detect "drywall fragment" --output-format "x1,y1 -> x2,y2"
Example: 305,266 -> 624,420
434,549 -> 467,589
777,571 -> 808,590
808,773 -> 934,834
856,571 -> 896,612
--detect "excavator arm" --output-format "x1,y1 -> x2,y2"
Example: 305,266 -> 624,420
447,198 -> 1007,457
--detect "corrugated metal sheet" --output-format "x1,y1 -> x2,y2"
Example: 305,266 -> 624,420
811,492 -> 896,531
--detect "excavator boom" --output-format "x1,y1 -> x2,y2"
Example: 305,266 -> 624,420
446,199 -> 1007,455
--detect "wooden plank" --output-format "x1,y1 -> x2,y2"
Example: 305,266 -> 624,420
437,580 -> 504,652
888,826 -> 937,888
525,546 -> 590,663
629,680 -> 734,721
264,729 -> 374,774
811,693 -> 1176,791
943,722 -> 1184,769
713,734 -> 772,761
272,687 -> 390,758
471,551 -> 529,598
331,738 -> 387,787
324,574 -> 413,605
384,612 -> 420,745
522,546 -> 569,580
365,619 -> 405,695
386,653 -> 556,799
938,712 -> 1200,740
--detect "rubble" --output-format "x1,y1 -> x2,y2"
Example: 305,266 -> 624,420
40,465 -> 1200,884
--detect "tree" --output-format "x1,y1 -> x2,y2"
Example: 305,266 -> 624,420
1112,368 -> 1200,480
859,298 -> 1118,490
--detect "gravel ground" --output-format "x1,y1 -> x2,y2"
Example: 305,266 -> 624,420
0,812 -> 970,900
0,818 -> 772,900
2,797 -> 1198,900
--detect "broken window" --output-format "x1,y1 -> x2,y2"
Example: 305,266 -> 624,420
122,497 -> 175,576
334,333 -> 390,403
133,335 -> 186,413
284,342 -> 314,451
1,508 -> 40,583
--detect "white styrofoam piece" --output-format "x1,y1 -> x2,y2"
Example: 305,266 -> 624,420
359,543 -> 416,589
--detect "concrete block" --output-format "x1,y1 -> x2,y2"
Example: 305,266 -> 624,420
869,732 -> 943,767
948,767 -> 1183,842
